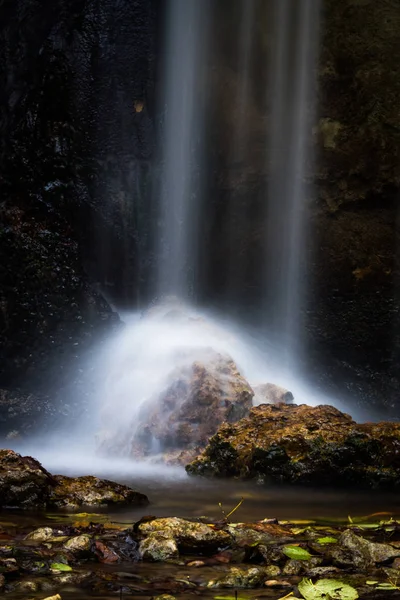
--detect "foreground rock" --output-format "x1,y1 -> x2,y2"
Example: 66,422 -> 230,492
0,449 -> 55,509
186,403 -> 400,488
0,449 -> 148,509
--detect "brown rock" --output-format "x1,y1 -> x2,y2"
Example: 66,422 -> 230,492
0,449 -> 55,509
50,475 -> 149,509
108,350 -> 254,463
0,449 -> 149,510
186,403 -> 400,488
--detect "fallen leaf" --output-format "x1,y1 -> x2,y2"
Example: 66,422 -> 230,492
282,545 -> 312,560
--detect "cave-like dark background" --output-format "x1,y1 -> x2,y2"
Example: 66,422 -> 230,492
0,0 -> 399,433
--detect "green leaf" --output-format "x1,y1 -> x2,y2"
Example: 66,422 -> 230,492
316,536 -> 338,544
283,545 -> 312,560
366,581 -> 378,585
376,583 -> 399,590
50,562 -> 72,572
298,578 -> 359,600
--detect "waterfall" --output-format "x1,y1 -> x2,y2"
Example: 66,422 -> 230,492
157,0 -> 208,300
265,0 -> 320,367
226,0 -> 256,306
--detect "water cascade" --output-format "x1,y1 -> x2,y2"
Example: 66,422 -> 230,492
226,0 -> 256,307
68,0 -> 351,465
265,0 -> 320,368
157,0 -> 209,299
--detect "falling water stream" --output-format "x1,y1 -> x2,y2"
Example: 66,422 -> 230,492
157,0 -> 208,299
265,0 -> 320,368
7,0 -> 358,477
71,0 -> 339,464
226,0 -> 256,306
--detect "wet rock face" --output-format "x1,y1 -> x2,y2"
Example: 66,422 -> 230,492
0,203 -> 117,395
0,0 -> 157,404
137,352 -> 253,457
0,449 -> 148,509
0,449 -> 55,509
186,403 -> 400,488
0,389 -> 55,439
99,348 -> 254,464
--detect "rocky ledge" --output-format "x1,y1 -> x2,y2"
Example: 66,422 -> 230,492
0,449 -> 149,510
186,403 -> 400,488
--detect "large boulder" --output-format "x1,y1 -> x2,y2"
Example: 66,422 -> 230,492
186,403 -> 400,488
0,449 -> 148,509
98,347 -> 254,464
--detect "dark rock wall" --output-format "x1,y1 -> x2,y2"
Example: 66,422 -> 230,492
0,0 -> 158,401
308,0 -> 400,414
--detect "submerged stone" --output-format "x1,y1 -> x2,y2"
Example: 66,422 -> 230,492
186,404 -> 400,488
139,533 -> 179,561
63,534 -> 92,555
137,517 -> 230,551
207,566 -> 270,588
25,527 -> 55,542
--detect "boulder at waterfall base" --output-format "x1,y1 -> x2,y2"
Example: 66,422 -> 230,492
100,350 -> 254,464
186,403 -> 400,488
0,449 -> 148,509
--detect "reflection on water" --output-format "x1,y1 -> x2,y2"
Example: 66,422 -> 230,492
5,450 -> 400,525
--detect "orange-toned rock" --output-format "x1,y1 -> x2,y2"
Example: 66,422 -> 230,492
130,350 -> 253,462
186,403 -> 400,488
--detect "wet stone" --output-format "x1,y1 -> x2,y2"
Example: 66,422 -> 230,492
139,533 -> 179,561
264,565 -> 281,577
207,566 -> 270,588
282,559 -> 303,575
186,404 -> 400,488
63,534 -> 92,555
137,517 -> 230,551
25,527 -> 54,542
339,529 -> 400,566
